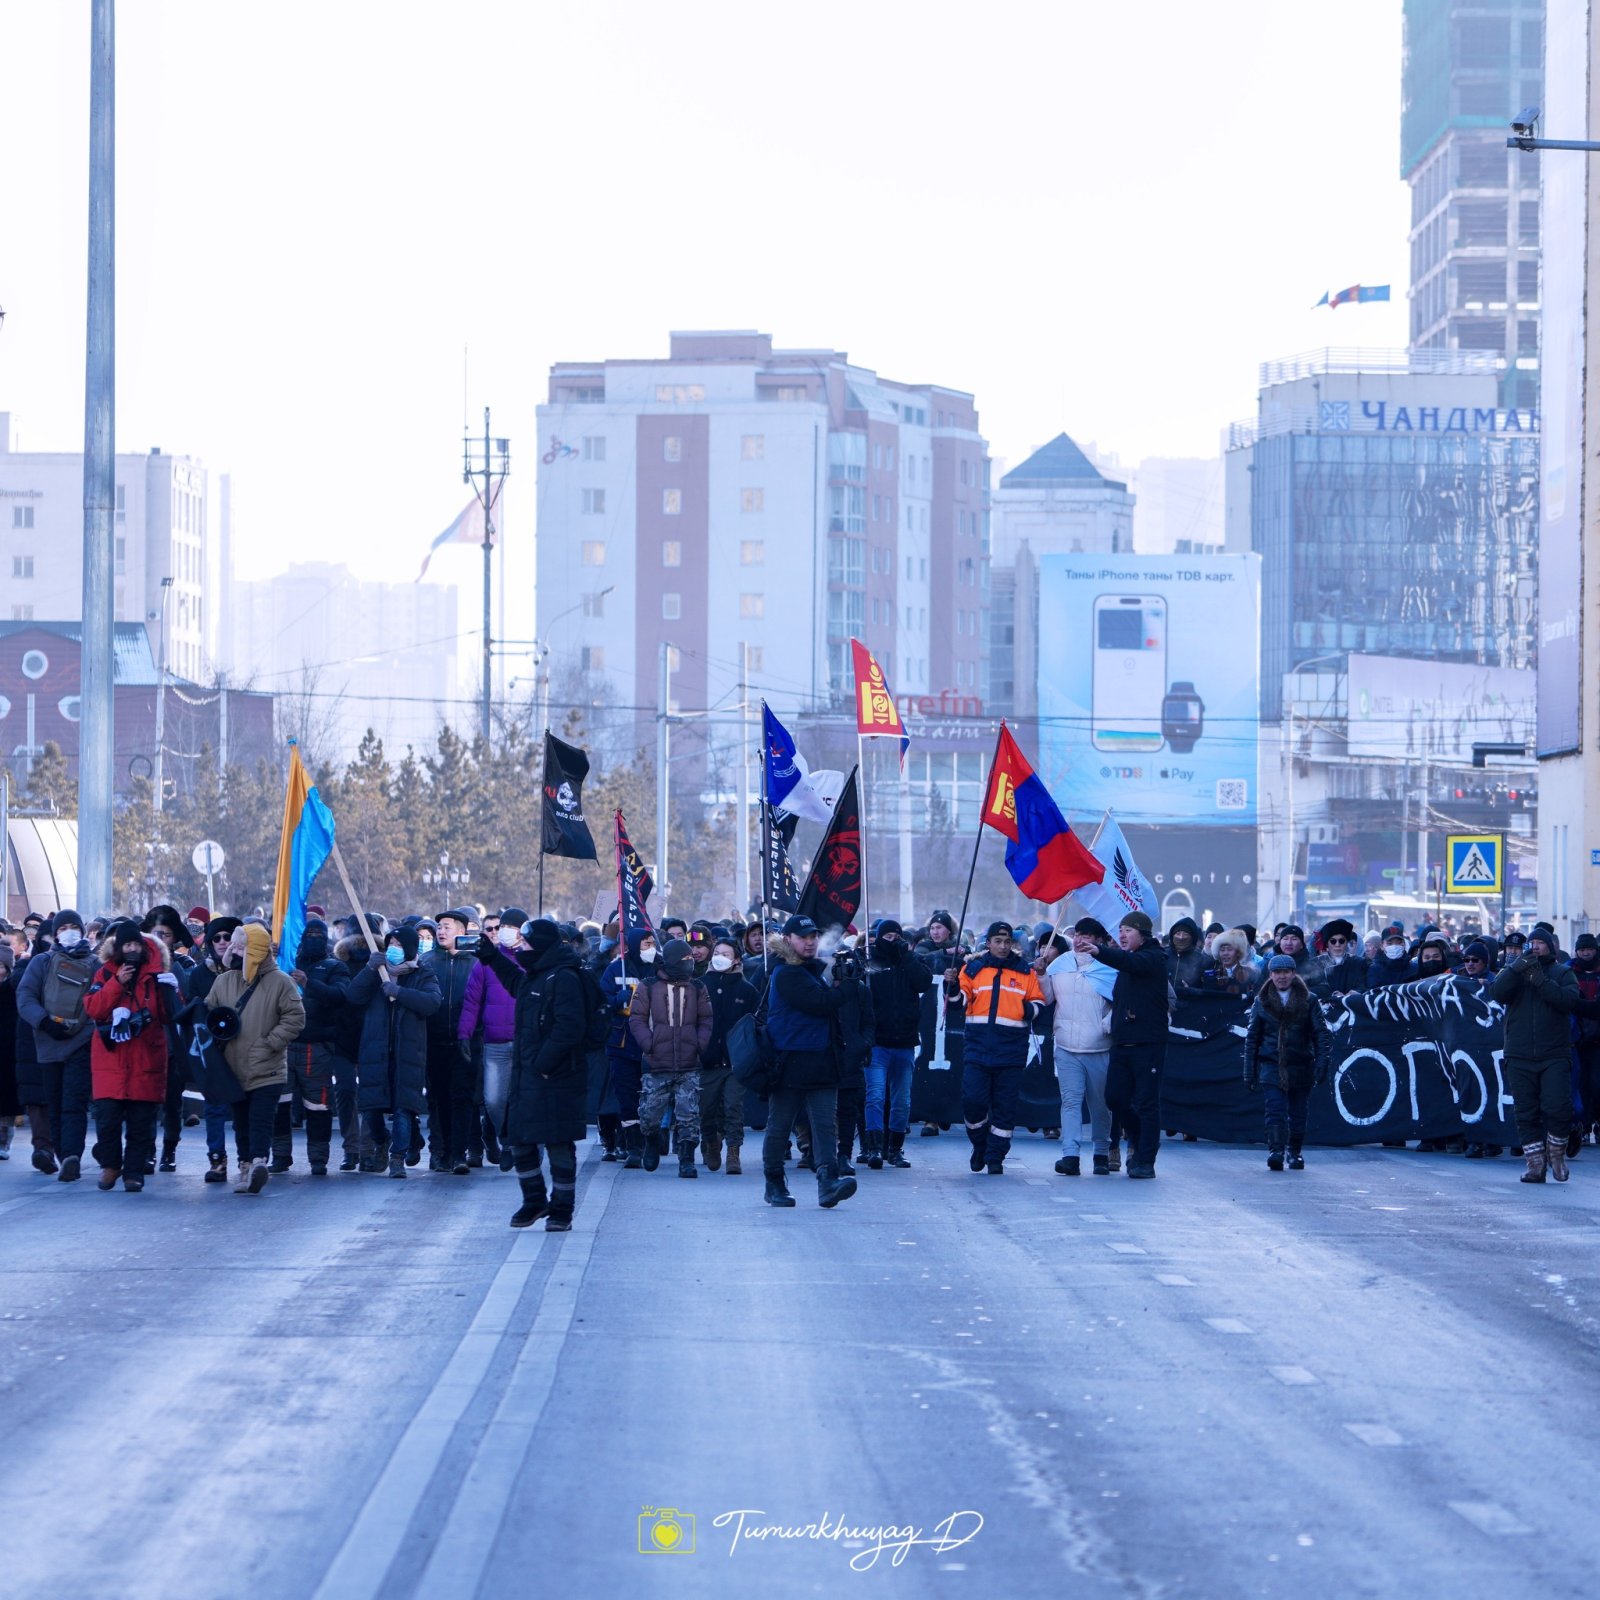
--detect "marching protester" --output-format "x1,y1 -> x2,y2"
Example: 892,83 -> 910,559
1493,926 -> 1580,1183
914,909 -> 964,1137
480,917 -> 592,1231
1036,919 -> 1115,1175
697,935 -> 759,1175
832,936 -> 876,1177
1243,954 -> 1332,1171
864,918 -> 931,1170
1095,912 -> 1169,1181
956,920 -> 1045,1176
1194,929 -> 1257,997
459,910 -> 520,1171
15,910 -> 97,1183
423,907 -> 481,1175
629,937 -> 712,1177
281,917 -> 347,1177
1570,934 -> 1600,1149
203,923 -> 306,1193
348,925 -> 441,1179
1314,919 -> 1367,998
1164,917 -> 1208,989
601,924 -> 656,1169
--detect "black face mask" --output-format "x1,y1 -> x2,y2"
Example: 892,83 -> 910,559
873,937 -> 904,964
227,953 -> 244,971
665,958 -> 694,980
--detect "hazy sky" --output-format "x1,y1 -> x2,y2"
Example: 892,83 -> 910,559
1,0 -> 1412,592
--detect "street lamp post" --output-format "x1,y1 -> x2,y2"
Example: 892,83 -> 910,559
534,586 -> 615,732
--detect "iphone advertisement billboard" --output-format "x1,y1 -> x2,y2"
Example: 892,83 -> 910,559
1037,554 -> 1260,826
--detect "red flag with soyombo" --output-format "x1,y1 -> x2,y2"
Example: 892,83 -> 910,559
850,638 -> 910,764
982,722 -> 1103,902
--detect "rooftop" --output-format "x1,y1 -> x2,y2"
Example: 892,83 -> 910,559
999,433 -> 1127,492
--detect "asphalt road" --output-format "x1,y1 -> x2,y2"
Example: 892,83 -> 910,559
2,1127 -> 1598,1599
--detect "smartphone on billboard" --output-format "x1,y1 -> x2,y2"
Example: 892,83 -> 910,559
1091,595 -> 1166,752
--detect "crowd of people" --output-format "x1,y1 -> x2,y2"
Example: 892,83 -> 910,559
2,899 -> 1595,1231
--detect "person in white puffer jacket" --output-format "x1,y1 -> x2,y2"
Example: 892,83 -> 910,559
1035,917 -> 1117,1176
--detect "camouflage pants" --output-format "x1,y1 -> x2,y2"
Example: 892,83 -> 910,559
696,1066 -> 745,1146
639,1071 -> 700,1147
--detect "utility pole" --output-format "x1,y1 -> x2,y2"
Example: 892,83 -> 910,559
152,575 -> 173,812
657,641 -> 673,915
0,769 -> 10,922
736,640 -> 751,915
79,0 -> 116,913
462,407 -> 509,745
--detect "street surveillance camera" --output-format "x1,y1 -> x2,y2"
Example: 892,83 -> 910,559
1512,107 -> 1540,136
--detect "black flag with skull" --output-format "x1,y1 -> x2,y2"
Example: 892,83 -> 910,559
541,733 -> 598,860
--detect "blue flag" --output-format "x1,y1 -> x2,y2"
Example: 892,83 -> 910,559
762,702 -> 831,822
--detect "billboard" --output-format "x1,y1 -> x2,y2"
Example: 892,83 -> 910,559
1036,554 -> 1260,826
1346,655 -> 1534,762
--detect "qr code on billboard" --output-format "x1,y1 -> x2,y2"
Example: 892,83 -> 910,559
1216,779 -> 1248,810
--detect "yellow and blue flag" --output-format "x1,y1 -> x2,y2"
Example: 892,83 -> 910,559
272,741 -> 337,973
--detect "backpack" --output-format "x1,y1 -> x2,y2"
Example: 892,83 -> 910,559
42,950 -> 97,1032
540,964 -> 612,1054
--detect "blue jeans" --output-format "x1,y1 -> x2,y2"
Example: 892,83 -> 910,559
1262,1083 -> 1310,1143
366,1107 -> 415,1159
865,1046 -> 915,1133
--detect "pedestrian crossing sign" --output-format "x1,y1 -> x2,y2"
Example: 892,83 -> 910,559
1445,834 -> 1503,894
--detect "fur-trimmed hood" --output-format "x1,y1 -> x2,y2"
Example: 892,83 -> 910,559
1256,971 -> 1311,1018
95,930 -> 172,973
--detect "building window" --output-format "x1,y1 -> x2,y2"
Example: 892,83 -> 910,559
741,434 -> 764,460
582,436 -> 606,462
115,536 -> 126,575
662,593 -> 682,621
662,540 -> 682,567
115,485 -> 126,524
740,593 -> 765,619
740,540 -> 765,565
747,645 -> 765,671
663,436 -> 683,462
775,386 -> 807,401
11,505 -> 33,530
663,488 -> 682,515
581,645 -> 606,672
905,605 -> 913,629
741,487 -> 764,513
1517,260 -> 1539,302
656,384 -> 706,403
11,605 -> 34,621
582,487 -> 606,514
581,541 -> 607,566
581,591 -> 606,618
872,494 -> 881,522
12,555 -> 34,579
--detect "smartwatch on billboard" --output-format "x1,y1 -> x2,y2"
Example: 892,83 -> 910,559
1161,681 -> 1205,753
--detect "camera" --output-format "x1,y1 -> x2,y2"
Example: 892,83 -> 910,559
454,934 -> 481,955
1512,106 -> 1540,137
637,1507 -> 694,1554
832,949 -> 864,984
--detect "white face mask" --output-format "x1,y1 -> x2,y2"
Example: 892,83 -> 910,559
57,929 -> 84,950
1384,943 -> 1405,959
497,928 -> 519,947
710,954 -> 734,972
639,946 -> 657,964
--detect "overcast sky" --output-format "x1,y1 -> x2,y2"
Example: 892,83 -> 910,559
0,0 -> 1412,588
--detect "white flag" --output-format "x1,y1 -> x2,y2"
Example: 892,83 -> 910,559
776,756 -> 838,824
1071,815 -> 1159,927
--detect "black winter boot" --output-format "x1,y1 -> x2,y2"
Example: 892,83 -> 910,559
678,1142 -> 699,1179
864,1131 -> 884,1170
817,1162 -> 857,1209
764,1172 -> 796,1207
1266,1119 -> 1288,1172
642,1129 -> 662,1172
159,1139 -> 178,1173
886,1130 -> 911,1168
1287,1137 -> 1305,1171
622,1125 -> 644,1169
966,1124 -> 988,1173
510,1173 -> 550,1228
546,1185 -> 575,1232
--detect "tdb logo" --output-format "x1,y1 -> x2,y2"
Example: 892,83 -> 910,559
1099,766 -> 1144,780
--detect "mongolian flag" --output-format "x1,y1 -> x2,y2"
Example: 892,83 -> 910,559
849,638 -> 910,765
415,497 -> 488,582
615,809 -> 655,937
798,767 -> 862,931
541,733 -> 597,860
271,741 -> 336,974
982,723 -> 1103,903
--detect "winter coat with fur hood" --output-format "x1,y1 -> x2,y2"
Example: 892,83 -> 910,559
1243,975 -> 1332,1093
81,932 -> 181,1101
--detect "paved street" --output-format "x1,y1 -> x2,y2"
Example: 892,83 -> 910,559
3,1131 -> 1598,1599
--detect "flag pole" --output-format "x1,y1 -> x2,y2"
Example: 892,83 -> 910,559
759,701 -> 771,937
857,730 -> 869,936
537,729 -> 549,917
329,842 -> 380,956
616,809 -> 626,942
954,720 -> 1008,954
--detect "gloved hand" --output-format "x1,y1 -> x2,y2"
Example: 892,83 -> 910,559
156,972 -> 180,990
367,951 -> 387,971
475,936 -> 497,963
39,1017 -> 73,1041
109,1006 -> 134,1044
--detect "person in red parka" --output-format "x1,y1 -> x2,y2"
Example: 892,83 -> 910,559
82,921 -> 181,1192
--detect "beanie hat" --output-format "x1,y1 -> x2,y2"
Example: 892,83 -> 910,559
187,906 -> 211,924
660,938 -> 693,975
872,917 -> 904,940
927,909 -> 956,935
1463,940 -> 1491,962
1074,917 -> 1110,941
205,916 -> 242,947
1279,924 -> 1305,944
520,917 -> 562,955
1267,954 -> 1296,973
387,925 -> 420,962
1120,911 -> 1154,936
50,908 -> 85,934
1576,934 -> 1599,953
499,908 -> 530,931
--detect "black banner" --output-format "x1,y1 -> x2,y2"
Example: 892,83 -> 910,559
798,767 -> 861,931
541,734 -> 597,859
911,975 -> 1520,1146
761,802 -> 800,913
615,809 -> 654,938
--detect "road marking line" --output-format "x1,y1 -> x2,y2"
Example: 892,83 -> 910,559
1106,1243 -> 1147,1255
1269,1366 -> 1317,1385
1345,1423 -> 1404,1447
311,1163 -> 617,1600
1154,1274 -> 1195,1286
1203,1318 -> 1253,1334
416,1158 -> 621,1600
1449,1502 -> 1533,1536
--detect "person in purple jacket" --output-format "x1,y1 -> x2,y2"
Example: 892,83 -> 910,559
459,911 -> 525,1171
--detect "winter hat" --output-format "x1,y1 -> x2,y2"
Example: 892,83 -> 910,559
1205,921 -> 1225,937
1504,929 -> 1526,946
927,909 -> 957,935
1120,911 -> 1154,936
1211,930 -> 1254,964
1320,918 -> 1356,942
306,905 -> 327,919
872,918 -> 904,940
416,918 -> 439,937
1238,923 -> 1258,947
985,920 -> 1015,940
1074,917 -> 1110,942
1382,922 -> 1405,940
1575,934 -> 1599,953
50,908 -> 85,935
1463,940 -> 1491,962
243,923 -> 273,983
1278,924 -> 1305,944
105,917 -> 145,953
498,908 -> 530,931
660,938 -> 694,976
387,925 -> 420,963
1267,954 -> 1296,973
187,906 -> 211,925
1528,927 -> 1556,954
520,917 -> 562,955
205,916 -> 242,947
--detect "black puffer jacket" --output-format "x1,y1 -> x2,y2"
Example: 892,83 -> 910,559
1493,953 -> 1580,1059
485,941 -> 590,1147
294,926 -> 351,1046
701,968 -> 760,1072
1164,919 -> 1208,989
834,965 -> 876,1091
1243,976 -> 1332,1092
867,940 -> 932,1048
1096,939 -> 1170,1047
348,958 -> 442,1114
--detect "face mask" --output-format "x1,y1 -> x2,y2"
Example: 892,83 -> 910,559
498,929 -> 519,947
710,954 -> 734,972
386,946 -> 405,967
227,953 -> 244,970
418,938 -> 435,956
639,946 -> 657,964
56,929 -> 84,950
1384,943 -> 1405,959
